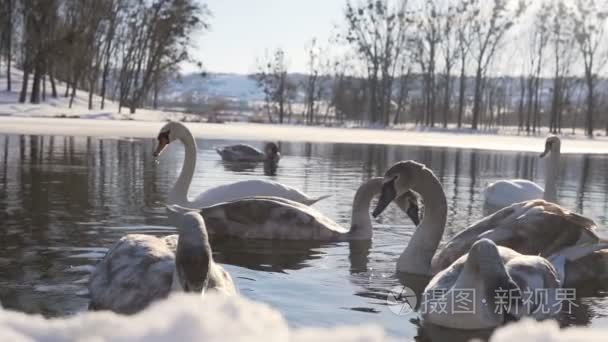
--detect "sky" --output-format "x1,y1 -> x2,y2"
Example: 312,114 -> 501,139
184,0 -> 346,75
182,0 -> 346,74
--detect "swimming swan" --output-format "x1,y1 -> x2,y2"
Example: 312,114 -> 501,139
154,121 -> 329,207
216,143 -> 280,163
372,160 -> 602,281
372,161 -> 607,329
483,135 -> 561,215
88,210 -> 235,314
422,238 -> 562,329
168,177 -> 420,241
424,238 -> 608,329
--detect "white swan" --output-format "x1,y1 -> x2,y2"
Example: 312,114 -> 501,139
372,160 -> 607,329
154,121 -> 329,207
483,135 -> 561,215
216,142 -> 280,163
423,238 -> 562,329
88,210 -> 235,314
168,177 -> 420,241
372,160 -> 600,277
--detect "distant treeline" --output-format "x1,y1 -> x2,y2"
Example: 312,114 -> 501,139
251,0 -> 608,136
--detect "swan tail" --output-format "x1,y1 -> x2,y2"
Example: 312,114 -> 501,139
304,194 -> 332,205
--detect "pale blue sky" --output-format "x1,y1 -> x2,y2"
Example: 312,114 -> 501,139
186,0 -> 346,74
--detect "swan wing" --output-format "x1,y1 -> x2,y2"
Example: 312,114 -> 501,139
216,144 -> 264,161
432,200 -> 598,273
192,179 -> 310,207
88,234 -> 176,314
200,197 -> 348,240
549,243 -> 608,287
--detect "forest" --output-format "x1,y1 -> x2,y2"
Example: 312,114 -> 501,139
1,0 -> 608,136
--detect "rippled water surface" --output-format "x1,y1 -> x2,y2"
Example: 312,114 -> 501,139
1,133 -> 608,340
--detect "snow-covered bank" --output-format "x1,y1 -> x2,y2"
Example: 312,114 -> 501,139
0,293 -> 388,342
1,294 -> 606,341
1,116 -> 608,154
490,319 -> 608,342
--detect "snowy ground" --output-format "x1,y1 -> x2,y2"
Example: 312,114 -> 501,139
2,116 -> 608,154
1,67 -> 608,153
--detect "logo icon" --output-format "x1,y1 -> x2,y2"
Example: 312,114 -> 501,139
387,285 -> 417,315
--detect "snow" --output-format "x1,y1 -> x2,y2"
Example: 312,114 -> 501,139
0,293 -> 389,342
1,67 -> 608,153
1,295 -> 607,341
490,319 -> 608,342
2,116 -> 608,154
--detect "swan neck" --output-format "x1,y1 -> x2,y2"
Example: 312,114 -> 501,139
398,168 -> 447,275
169,131 -> 197,206
349,178 -> 382,239
543,147 -> 559,203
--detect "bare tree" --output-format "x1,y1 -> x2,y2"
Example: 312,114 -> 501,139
438,2 -> 461,128
548,0 -> 576,134
303,38 -> 322,125
252,48 -> 292,124
344,0 -> 409,125
468,0 -> 524,130
572,0 -> 608,137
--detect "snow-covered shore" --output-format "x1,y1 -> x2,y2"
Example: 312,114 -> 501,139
1,116 -> 608,154
1,294 -> 606,341
2,66 -> 608,154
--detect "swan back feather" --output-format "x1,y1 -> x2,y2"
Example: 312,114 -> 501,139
432,200 -> 599,274
200,197 -> 349,240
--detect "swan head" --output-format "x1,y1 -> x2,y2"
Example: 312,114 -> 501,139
540,135 -> 561,158
467,239 -> 521,316
264,142 -> 281,163
154,121 -> 188,157
372,161 -> 426,219
175,211 -> 212,293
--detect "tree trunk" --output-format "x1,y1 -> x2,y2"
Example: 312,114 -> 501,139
6,0 -> 12,92
471,64 -> 483,130
69,73 -> 78,108
19,65 -> 30,103
88,78 -> 94,110
42,74 -> 46,101
586,77 -> 594,137
457,56 -> 466,128
30,58 -> 42,104
100,61 -> 110,110
153,80 -> 159,109
442,73 -> 451,128
49,70 -> 57,98
518,76 -> 525,132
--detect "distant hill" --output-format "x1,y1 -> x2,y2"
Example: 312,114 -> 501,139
159,73 -> 310,104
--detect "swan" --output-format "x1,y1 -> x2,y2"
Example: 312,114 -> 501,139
216,142 -> 280,163
422,238 -> 562,329
154,121 -> 329,207
483,135 -> 561,215
422,239 -> 608,329
88,209 -> 235,314
167,177 -> 421,241
372,160 -> 600,276
372,160 -> 607,329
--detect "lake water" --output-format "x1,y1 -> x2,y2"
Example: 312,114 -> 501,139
1,133 -> 607,341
